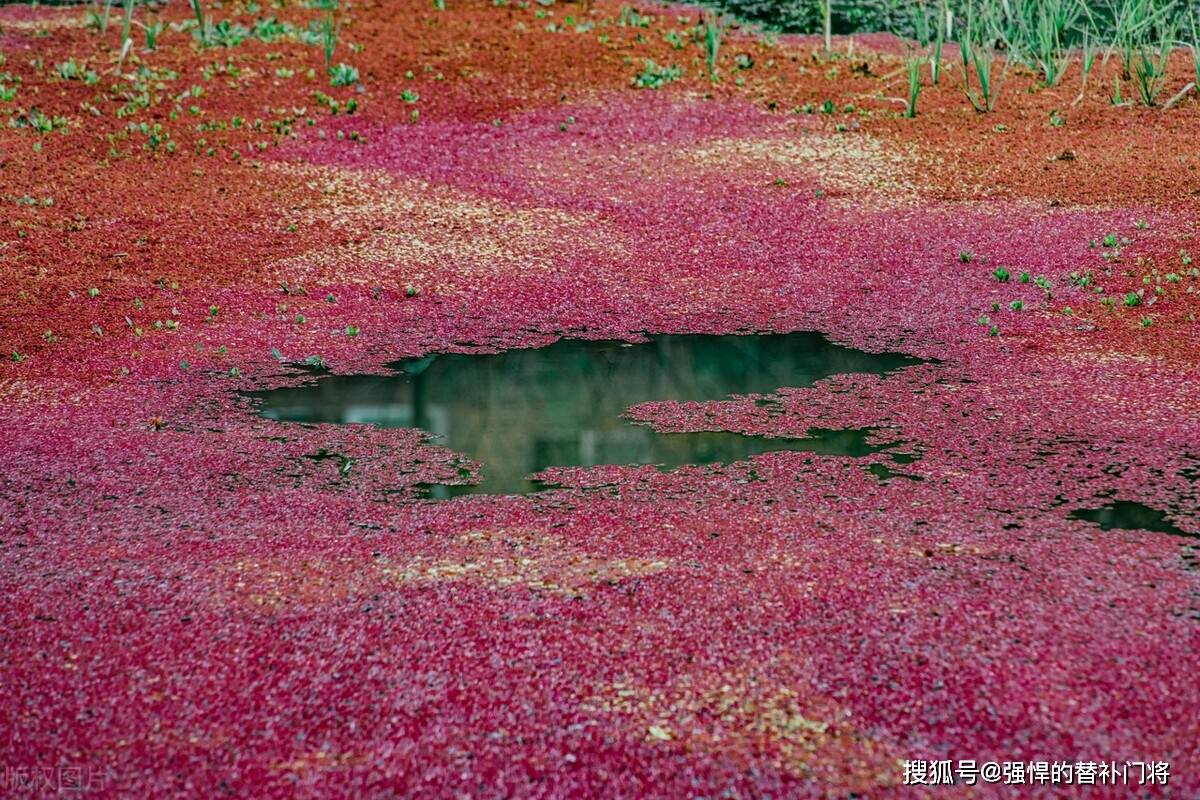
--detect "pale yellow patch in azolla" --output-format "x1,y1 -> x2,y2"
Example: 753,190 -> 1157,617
584,662 -> 903,793
684,133 -> 924,208
262,163 -> 629,287
384,528 -> 669,596
0,14 -> 83,31
224,528 -> 669,611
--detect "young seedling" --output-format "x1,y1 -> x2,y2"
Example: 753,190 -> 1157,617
141,18 -> 164,51
993,267 -> 1010,282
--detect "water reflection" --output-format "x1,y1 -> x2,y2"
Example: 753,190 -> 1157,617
1070,501 -> 1190,537
249,332 -> 922,495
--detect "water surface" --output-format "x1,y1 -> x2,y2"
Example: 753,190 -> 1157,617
1070,501 -> 1191,538
250,332 -> 922,495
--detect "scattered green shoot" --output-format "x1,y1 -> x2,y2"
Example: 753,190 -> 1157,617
142,18 -> 164,51
993,267 -> 1011,282
1111,75 -> 1126,105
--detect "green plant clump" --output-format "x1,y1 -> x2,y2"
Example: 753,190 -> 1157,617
633,59 -> 683,89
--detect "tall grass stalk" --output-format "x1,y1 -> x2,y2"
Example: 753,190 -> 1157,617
1105,0 -> 1174,81
116,0 -> 134,73
959,4 -> 1004,112
1190,12 -> 1200,89
1074,26 -> 1097,103
913,2 -> 932,46
931,1 -> 946,83
1032,0 -> 1081,85
189,0 -> 209,44
1131,27 -> 1174,106
321,9 -> 337,67
905,58 -> 922,117
701,10 -> 724,82
821,0 -> 831,54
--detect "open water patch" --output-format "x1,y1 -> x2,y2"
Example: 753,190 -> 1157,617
248,332 -> 923,495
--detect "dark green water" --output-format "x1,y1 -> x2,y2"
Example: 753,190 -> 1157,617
1070,501 -> 1191,538
248,332 -> 922,495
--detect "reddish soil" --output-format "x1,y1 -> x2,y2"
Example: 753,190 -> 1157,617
1,0 -> 1199,796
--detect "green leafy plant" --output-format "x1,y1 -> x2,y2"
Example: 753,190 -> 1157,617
329,63 -> 359,87
208,20 -> 250,48
56,59 -> 84,80
633,60 -> 682,89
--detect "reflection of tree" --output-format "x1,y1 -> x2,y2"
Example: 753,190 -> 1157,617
254,333 -> 919,495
